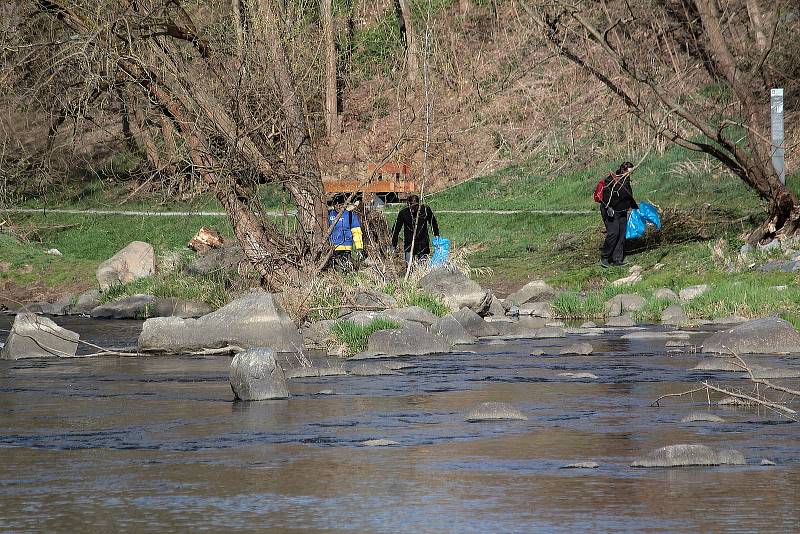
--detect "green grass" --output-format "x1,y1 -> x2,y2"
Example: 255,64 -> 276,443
331,318 -> 401,355
632,297 -> 674,324
98,270 -> 231,309
0,233 -> 97,291
550,292 -> 605,319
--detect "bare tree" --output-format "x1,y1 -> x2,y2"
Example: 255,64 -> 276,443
322,0 -> 339,139
395,0 -> 420,84
4,0 -> 330,289
529,0 -> 800,243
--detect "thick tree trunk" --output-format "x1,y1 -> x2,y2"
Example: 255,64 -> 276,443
395,0 -> 419,84
322,0 -> 339,139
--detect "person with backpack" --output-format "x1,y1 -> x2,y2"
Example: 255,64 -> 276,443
391,194 -> 440,263
327,193 -> 363,271
598,161 -> 637,268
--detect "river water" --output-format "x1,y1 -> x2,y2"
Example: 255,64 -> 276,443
1,317 -> 798,533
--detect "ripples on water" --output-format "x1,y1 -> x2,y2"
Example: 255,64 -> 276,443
1,318 -> 798,533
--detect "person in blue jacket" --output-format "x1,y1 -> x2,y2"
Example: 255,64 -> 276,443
327,194 -> 363,271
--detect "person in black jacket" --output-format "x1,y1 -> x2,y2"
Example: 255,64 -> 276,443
391,194 -> 440,262
600,162 -> 637,268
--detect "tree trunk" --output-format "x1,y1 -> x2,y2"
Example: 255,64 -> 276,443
321,0 -> 339,139
745,0 -> 768,52
395,0 -> 419,84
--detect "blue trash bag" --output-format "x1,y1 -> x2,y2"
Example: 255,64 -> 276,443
638,201 -> 662,229
626,209 -> 647,239
429,236 -> 450,267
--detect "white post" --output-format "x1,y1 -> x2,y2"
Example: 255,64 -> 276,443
771,88 -> 785,185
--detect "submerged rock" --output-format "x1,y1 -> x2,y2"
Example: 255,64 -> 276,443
229,348 -> 289,401
418,269 -> 491,314
580,321 -> 598,328
284,366 -> 346,379
760,459 -> 776,466
702,317 -> 800,355
465,402 -> 528,422
138,292 -> 302,353
1,313 -> 80,360
534,326 -> 565,339
361,439 -> 399,447
352,323 -> 450,359
665,340 -> 692,347
605,314 -> 635,328
631,444 -> 745,467
622,331 -> 690,340
681,413 -> 726,423
557,372 -> 598,379
347,362 -> 401,376
561,462 -> 599,469
559,342 -> 593,355
96,241 -> 155,291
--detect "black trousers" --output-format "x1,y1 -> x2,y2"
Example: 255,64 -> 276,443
601,212 -> 628,263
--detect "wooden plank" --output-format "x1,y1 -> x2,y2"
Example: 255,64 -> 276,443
323,180 -> 418,193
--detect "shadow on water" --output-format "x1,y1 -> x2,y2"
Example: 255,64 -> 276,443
1,318 -> 799,533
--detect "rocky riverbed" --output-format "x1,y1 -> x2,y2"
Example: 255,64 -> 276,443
1,317 -> 798,532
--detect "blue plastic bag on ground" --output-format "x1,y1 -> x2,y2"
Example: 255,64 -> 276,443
638,201 -> 662,229
626,209 -> 647,239
429,236 -> 450,267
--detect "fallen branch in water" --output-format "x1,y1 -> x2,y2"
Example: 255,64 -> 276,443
650,386 -> 709,407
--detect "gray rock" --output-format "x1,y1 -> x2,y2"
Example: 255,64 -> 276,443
91,294 -> 156,319
316,389 -> 334,395
361,439 -> 399,447
486,296 -> 506,317
517,316 -> 549,330
529,349 -> 545,357
431,314 -> 478,345
339,310 -> 396,326
352,323 -> 450,359
465,402 -> 528,422
559,342 -> 593,355
692,358 -> 744,372
418,269 -> 491,314
681,413 -> 726,423
758,239 -> 781,252
580,321 -> 598,328
506,279 -> 556,306
653,288 -> 679,302
384,362 -> 416,370
739,243 -> 753,257
138,292 -> 302,353
36,295 -> 74,316
661,304 -> 687,326
519,301 -> 551,318
1,313 -> 80,360
451,307 -> 500,338
383,306 -> 439,326
557,372 -> 598,379
69,289 -> 101,315
605,314 -> 635,327
284,366 -> 346,379
302,320 -> 336,348
622,331 -> 690,340
151,298 -> 213,318
561,462 -> 599,469
703,317 -> 800,355
96,241 -> 155,291
348,362 -> 401,376
535,326 -> 565,339
352,289 -> 397,309
760,459 -> 776,466
186,244 -> 244,275
679,284 -> 709,301
665,340 -> 692,347
717,396 -> 757,406
229,348 -> 288,401
631,444 -> 745,467
605,294 -> 646,317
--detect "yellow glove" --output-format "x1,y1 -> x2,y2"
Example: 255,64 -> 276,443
351,227 -> 363,250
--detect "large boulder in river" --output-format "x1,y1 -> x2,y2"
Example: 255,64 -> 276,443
506,279 -> 556,306
96,241 -> 155,291
432,314 -> 478,345
1,313 -> 79,359
631,444 -> 745,467
229,348 -> 289,401
465,402 -> 528,422
418,269 -> 491,314
351,323 -> 450,359
138,292 -> 302,353
451,307 -> 499,337
702,317 -> 800,355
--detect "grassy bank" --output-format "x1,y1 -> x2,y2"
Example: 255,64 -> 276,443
3,144 -> 800,324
